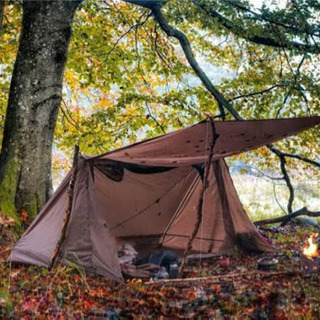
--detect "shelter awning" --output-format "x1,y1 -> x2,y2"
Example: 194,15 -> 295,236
93,116 -> 320,167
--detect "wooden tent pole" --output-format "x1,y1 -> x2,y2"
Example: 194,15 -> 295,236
178,118 -> 219,276
48,143 -> 80,269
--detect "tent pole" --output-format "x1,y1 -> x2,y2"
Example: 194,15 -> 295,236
48,143 -> 80,269
178,118 -> 219,277
159,173 -> 200,247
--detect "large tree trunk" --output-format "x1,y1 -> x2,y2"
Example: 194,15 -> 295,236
0,0 -> 82,223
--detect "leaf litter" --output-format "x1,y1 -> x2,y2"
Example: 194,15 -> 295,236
0,224 -> 319,319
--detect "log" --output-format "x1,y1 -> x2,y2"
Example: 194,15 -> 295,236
253,207 -> 320,227
48,144 -> 80,269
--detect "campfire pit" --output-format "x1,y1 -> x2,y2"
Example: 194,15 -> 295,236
301,233 -> 320,274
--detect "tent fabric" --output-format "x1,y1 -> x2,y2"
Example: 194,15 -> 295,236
95,116 -> 320,167
60,162 -> 123,281
9,117 -> 320,281
8,173 -> 71,267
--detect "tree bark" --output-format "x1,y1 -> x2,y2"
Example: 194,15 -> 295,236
0,0 -> 5,35
0,0 -> 82,223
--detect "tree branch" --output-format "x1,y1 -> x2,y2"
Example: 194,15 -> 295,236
124,0 -> 242,119
145,103 -> 166,134
224,0 -> 320,38
254,207 -> 320,227
124,0 -> 166,10
280,154 -> 294,213
123,0 -> 319,215
151,6 -> 232,119
228,84 -> 284,102
193,0 -> 320,54
268,145 -> 295,213
60,98 -> 81,131
282,153 -> 320,168
103,12 -> 152,63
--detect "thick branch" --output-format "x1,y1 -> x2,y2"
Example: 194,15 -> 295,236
254,207 -> 320,227
123,0 -> 239,118
124,0 -> 166,10
193,0 -> 320,54
151,7 -> 245,119
124,0 -> 242,119
152,11 -> 220,116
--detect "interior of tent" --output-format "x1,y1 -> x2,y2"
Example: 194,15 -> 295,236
9,116 -> 320,282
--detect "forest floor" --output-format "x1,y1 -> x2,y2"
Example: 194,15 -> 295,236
0,225 -> 320,319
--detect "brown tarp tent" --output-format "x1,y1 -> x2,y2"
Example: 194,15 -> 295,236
9,117 -> 320,281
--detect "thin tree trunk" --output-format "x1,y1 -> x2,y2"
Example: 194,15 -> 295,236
0,1 -> 82,223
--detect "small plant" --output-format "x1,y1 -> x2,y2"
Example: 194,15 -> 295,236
0,284 -> 13,318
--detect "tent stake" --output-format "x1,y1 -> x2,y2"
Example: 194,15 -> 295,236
48,143 -> 80,269
178,118 -> 219,277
